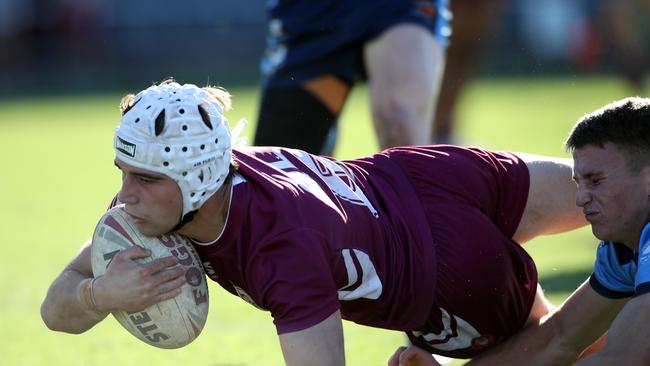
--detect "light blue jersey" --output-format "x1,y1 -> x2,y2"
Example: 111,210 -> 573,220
590,222 -> 650,298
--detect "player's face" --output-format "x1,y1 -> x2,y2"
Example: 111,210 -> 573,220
115,159 -> 183,237
573,143 -> 650,248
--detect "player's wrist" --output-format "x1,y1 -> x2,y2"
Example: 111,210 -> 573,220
77,277 -> 109,320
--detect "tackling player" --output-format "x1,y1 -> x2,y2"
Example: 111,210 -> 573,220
390,97 -> 650,365
42,81 -> 591,365
255,0 -> 451,154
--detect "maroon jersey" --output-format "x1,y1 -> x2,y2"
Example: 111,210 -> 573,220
191,145 -> 537,358
193,146 -> 437,333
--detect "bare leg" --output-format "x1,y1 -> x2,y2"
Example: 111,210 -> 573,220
364,24 -> 446,148
525,284 -> 556,327
513,153 -> 587,244
433,0 -> 504,143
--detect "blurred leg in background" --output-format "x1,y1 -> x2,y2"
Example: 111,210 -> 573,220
432,0 -> 504,144
574,0 -> 649,92
255,0 -> 451,155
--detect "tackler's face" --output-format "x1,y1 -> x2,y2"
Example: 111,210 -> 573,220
573,143 -> 650,249
115,158 -> 183,237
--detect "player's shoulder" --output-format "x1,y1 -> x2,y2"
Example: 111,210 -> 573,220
234,146 -> 316,163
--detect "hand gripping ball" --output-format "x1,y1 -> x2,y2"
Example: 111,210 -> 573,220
91,205 -> 209,348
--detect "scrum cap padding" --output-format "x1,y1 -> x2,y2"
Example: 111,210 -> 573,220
114,82 -> 232,217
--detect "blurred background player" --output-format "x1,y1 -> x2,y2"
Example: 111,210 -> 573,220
389,97 -> 650,366
431,0 -> 503,144
254,0 -> 451,155
575,0 -> 649,92
433,0 -> 649,145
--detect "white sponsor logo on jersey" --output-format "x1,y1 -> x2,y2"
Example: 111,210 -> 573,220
269,149 -> 379,217
338,249 -> 383,300
410,308 -> 481,352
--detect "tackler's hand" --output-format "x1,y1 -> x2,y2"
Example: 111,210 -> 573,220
388,344 -> 441,366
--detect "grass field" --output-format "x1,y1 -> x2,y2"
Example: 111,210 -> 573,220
0,76 -> 643,365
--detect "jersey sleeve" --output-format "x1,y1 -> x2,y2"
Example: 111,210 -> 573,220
634,223 -> 650,296
245,228 -> 340,334
590,241 -> 636,298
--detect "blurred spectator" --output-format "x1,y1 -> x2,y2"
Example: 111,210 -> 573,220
575,0 -> 649,91
433,0 -> 648,145
432,0 -> 504,144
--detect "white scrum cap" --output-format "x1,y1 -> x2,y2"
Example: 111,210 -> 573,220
114,82 -> 233,218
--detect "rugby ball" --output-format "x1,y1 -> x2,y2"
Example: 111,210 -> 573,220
90,205 -> 209,349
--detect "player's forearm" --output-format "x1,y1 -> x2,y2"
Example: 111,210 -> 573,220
471,280 -> 628,366
574,352 -> 635,366
279,311 -> 345,366
41,269 -> 108,333
574,294 -> 650,366
465,320 -> 578,366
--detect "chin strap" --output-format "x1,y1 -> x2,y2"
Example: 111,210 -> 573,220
171,209 -> 198,232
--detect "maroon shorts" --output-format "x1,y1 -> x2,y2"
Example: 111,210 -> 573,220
390,145 -> 537,358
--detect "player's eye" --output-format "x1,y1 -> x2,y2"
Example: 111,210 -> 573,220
588,178 -> 602,187
137,176 -> 155,184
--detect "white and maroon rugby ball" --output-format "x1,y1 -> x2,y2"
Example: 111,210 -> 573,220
90,205 -> 209,349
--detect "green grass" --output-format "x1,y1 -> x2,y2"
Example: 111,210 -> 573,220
0,76 -> 643,365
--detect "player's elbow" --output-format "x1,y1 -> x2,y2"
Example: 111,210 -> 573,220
40,299 -> 83,334
41,300 -> 62,332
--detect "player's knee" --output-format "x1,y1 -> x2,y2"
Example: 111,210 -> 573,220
254,86 -> 338,154
371,97 -> 429,148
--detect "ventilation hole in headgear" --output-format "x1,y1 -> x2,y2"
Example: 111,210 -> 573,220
154,110 -> 166,136
190,192 -> 195,197
182,125 -> 188,131
135,118 -> 140,123
200,144 -> 205,150
176,98 -> 181,102
179,108 -> 185,114
182,171 -> 187,176
163,161 -> 169,166
215,138 -> 218,144
198,171 -> 204,182
164,147 -> 170,152
146,105 -> 151,110
201,192 -> 206,196
198,105 -> 213,130
182,147 -> 188,152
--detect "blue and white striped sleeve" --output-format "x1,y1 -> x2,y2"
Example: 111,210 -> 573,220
634,223 -> 650,296
590,241 -> 636,299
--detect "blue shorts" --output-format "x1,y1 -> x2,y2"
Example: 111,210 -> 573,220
261,0 -> 451,87
387,145 -> 537,358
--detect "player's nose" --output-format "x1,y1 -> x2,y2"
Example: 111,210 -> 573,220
118,176 -> 139,205
575,185 -> 591,207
